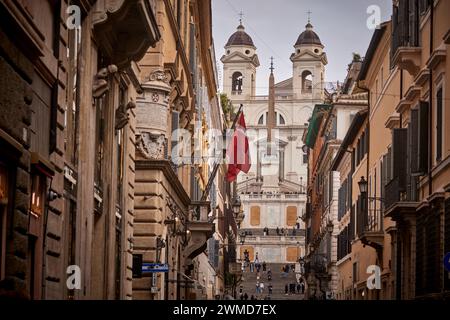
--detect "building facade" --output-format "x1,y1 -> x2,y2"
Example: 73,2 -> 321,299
0,0 -> 160,299
0,0 -> 226,300
312,0 -> 450,300
302,56 -> 368,299
131,0 -> 226,300
221,21 -> 329,265
385,0 -> 450,299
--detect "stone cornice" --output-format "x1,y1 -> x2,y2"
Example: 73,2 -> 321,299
135,160 -> 190,206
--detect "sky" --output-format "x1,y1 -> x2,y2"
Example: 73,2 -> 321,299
212,0 -> 391,95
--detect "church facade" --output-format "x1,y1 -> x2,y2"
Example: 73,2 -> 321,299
221,21 -> 328,264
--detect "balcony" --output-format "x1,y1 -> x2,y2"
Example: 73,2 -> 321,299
184,201 -> 215,264
357,196 -> 383,252
92,0 -> 160,69
384,177 -> 419,223
358,218 -> 383,252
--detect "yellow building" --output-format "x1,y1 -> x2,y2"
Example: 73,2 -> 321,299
334,0 -> 450,300
132,0 -> 223,300
333,21 -> 398,300
385,0 -> 450,299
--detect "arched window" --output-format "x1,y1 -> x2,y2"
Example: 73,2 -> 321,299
258,114 -> 264,125
232,72 -> 243,93
258,112 -> 286,126
302,70 -> 313,93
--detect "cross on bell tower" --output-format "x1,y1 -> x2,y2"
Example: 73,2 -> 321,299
239,11 -> 244,25
307,10 -> 312,23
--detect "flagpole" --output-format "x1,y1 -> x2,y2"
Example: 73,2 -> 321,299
200,104 -> 243,202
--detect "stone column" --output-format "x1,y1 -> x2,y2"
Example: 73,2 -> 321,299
136,70 -> 172,158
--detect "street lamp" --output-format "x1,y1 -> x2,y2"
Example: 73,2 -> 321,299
232,196 -> 241,217
164,216 -> 181,234
239,231 -> 246,245
358,176 -> 368,195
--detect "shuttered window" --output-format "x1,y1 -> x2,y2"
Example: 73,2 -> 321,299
408,0 -> 419,46
392,128 -> 408,191
286,206 -> 297,226
171,111 -> 180,162
410,108 -> 420,174
338,179 -> 348,221
347,172 -> 352,212
436,88 -> 443,162
286,247 -> 299,262
418,101 -> 429,174
350,204 -> 355,241
250,206 -> 260,226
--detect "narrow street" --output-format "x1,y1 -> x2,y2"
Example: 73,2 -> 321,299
0,0 -> 449,306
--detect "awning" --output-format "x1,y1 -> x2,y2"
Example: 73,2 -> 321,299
304,104 -> 331,149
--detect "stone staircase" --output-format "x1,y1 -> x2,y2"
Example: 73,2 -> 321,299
238,263 -> 305,300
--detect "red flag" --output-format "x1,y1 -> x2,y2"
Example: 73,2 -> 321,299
226,113 -> 251,182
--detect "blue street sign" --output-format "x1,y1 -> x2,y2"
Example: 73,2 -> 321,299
444,253 -> 450,272
142,263 -> 169,273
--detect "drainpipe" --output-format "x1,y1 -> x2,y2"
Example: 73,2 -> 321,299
399,70 -> 403,128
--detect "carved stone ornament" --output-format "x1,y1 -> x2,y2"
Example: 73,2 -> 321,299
145,70 -> 171,84
136,132 -> 166,160
115,99 -> 137,130
92,0 -> 127,26
93,65 -> 118,99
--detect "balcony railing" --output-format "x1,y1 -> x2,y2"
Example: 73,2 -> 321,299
385,177 -> 400,210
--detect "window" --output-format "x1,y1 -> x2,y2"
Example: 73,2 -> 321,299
250,206 -> 260,226
232,72 -> 243,93
418,101 -> 429,174
436,87 -> 443,162
353,262 -> 359,283
30,173 -> 46,218
301,70 -> 313,93
286,247 -> 299,262
286,206 -> 297,226
257,112 -> 286,126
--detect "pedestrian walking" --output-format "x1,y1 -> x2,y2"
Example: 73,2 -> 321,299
285,284 -> 288,295
268,284 -> 273,295
297,283 -> 301,294
256,281 -> 260,294
260,282 -> 264,293
244,293 -> 248,300
250,262 -> 254,273
262,261 -> 267,272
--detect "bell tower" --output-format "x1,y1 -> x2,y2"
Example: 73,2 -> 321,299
221,21 -> 260,100
290,21 -> 328,100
